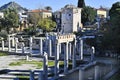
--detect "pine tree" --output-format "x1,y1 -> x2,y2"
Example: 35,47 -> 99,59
77,0 -> 85,8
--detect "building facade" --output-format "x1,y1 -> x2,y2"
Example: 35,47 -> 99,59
61,5 -> 82,33
0,12 -> 4,18
96,7 -> 108,18
28,9 -> 52,19
19,11 -> 28,23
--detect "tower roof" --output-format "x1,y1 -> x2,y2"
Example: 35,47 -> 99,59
64,4 -> 76,8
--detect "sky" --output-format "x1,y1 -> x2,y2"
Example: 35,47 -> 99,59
0,0 -> 120,11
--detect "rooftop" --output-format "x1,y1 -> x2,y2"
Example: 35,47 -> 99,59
28,9 -> 51,13
97,6 -> 109,11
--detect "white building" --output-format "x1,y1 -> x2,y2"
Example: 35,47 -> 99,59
96,6 -> 109,19
61,5 -> 82,33
28,9 -> 52,19
0,12 -> 4,18
18,11 -> 28,23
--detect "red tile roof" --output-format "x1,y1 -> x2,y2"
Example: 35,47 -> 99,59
29,9 -> 51,13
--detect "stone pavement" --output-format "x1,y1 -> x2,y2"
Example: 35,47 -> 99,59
0,55 -> 44,80
0,55 -> 43,70
60,57 -> 120,80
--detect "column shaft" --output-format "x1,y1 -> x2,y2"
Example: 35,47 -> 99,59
15,42 -> 17,53
54,42 -> 59,77
2,40 -> 4,51
12,37 -> 15,47
59,44 -> 61,54
69,43 -> 72,60
39,38 -> 43,55
15,38 -> 18,53
22,42 -> 25,54
30,71 -> 34,80
94,66 -> 100,80
80,39 -> 83,60
8,35 -> 11,52
64,42 -> 69,73
48,39 -> 52,57
38,72 -> 43,80
72,39 -> 76,69
43,52 -> 48,80
29,37 -> 32,54
79,69 -> 84,80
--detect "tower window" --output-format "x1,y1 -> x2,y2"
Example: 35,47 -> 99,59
69,14 -> 71,16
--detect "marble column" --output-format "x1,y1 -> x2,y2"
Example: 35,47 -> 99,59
54,41 -> 59,78
92,46 -> 95,54
94,66 -> 100,80
72,39 -> 76,69
69,43 -> 72,60
79,40 -> 81,59
43,52 -> 48,80
22,42 -> 25,54
2,39 -> 4,51
59,44 -> 61,54
64,42 -> 69,73
8,35 -> 11,52
80,38 -> 83,60
30,70 -> 34,80
26,54 -> 29,61
79,69 -> 84,80
29,37 -> 32,54
38,72 -> 43,80
48,39 -> 52,57
15,38 -> 18,53
91,46 -> 95,61
39,38 -> 43,55
12,37 -> 15,47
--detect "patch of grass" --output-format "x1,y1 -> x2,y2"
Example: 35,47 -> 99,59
9,62 -> 22,66
0,52 -> 8,56
59,61 -> 64,65
9,60 -> 43,68
9,60 -> 64,69
48,61 -> 54,67
17,76 -> 29,80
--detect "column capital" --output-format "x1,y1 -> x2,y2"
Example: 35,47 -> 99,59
66,41 -> 69,44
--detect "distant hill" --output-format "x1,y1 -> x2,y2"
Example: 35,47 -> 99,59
0,1 -> 28,12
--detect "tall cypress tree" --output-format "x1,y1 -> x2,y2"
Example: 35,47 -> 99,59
78,0 -> 85,8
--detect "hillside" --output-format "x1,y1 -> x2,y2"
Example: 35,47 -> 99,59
0,1 -> 28,12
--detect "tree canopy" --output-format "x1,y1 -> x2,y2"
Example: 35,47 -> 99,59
4,8 -> 19,27
28,13 -> 42,26
101,2 -> 120,52
77,0 -> 85,8
37,19 -> 56,32
0,8 -> 19,33
81,6 -> 96,25
44,6 -> 52,11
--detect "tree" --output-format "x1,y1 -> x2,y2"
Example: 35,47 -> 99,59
37,19 -> 56,32
2,8 -> 19,33
109,2 -> 120,52
44,6 -> 52,11
81,6 -> 96,25
28,12 -> 42,26
101,2 -> 120,52
78,0 -> 85,8
0,18 -> 5,31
